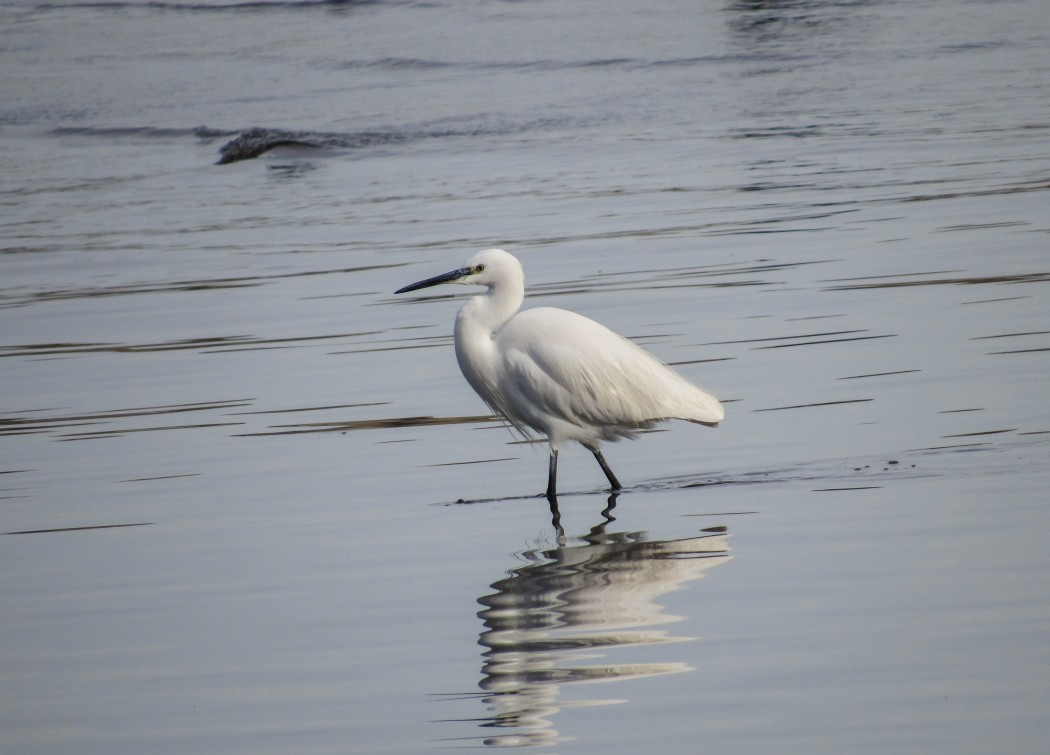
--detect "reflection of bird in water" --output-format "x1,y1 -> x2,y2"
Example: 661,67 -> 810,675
395,249 -> 724,498
473,498 -> 731,747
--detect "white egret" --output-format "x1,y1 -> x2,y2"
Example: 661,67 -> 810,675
395,249 -> 724,498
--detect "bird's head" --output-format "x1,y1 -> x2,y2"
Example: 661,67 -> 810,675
395,248 -> 523,294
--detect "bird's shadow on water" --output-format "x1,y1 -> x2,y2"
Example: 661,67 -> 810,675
433,496 -> 732,748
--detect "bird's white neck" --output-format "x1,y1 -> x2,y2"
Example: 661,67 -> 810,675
458,279 -> 523,335
453,280 -> 523,407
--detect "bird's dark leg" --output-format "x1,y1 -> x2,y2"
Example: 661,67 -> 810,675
546,448 -> 559,500
547,495 -> 564,540
592,449 -> 622,491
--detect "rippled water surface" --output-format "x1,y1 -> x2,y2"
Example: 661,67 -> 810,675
3,0 -> 1050,752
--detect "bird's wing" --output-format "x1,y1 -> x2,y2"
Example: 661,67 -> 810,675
496,308 -> 722,431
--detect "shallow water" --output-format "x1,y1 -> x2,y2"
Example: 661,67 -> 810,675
3,0 -> 1050,752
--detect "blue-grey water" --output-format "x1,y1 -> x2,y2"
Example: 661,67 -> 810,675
3,0 -> 1050,752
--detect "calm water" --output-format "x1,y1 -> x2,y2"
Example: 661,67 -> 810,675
3,0 -> 1050,752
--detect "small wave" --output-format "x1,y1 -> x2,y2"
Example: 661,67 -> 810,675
339,56 -> 719,74
214,126 -> 409,164
37,0 -> 387,13
39,120 -> 576,165
48,125 -> 220,139
212,116 -> 578,163
342,57 -> 457,71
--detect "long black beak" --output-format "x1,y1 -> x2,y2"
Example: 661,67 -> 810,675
394,267 -> 470,294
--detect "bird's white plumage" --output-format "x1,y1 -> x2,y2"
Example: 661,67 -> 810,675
492,307 -> 723,445
396,248 -> 724,495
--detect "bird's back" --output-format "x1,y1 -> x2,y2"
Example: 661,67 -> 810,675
492,307 -> 723,446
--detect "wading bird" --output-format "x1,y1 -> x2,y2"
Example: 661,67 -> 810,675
395,249 -> 724,499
